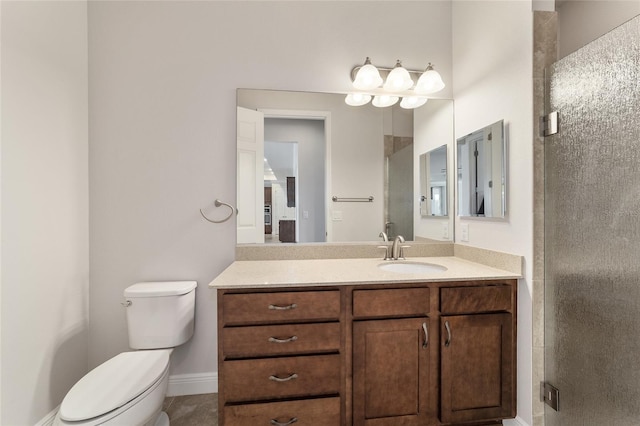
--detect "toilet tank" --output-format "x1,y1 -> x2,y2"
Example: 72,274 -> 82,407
123,281 -> 197,349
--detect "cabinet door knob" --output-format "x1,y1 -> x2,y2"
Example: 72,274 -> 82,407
422,322 -> 429,349
269,373 -> 298,382
268,303 -> 298,311
270,418 -> 298,426
444,321 -> 452,347
268,336 -> 298,344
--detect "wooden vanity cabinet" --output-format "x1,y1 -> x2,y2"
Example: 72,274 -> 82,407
217,280 -> 516,426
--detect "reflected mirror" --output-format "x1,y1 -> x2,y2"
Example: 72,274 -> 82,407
456,120 -> 506,218
237,89 -> 454,244
420,145 -> 448,217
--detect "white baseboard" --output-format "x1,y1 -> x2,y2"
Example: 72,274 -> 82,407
504,416 -> 530,426
34,405 -> 59,426
167,372 -> 218,397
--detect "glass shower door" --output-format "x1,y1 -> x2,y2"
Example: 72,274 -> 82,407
544,15 -> 640,425
387,144 -> 414,240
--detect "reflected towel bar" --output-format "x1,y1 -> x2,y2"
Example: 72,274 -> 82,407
332,196 -> 374,202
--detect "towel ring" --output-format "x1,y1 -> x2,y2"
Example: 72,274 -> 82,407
200,199 -> 238,224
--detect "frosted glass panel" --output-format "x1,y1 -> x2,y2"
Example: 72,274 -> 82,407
387,144 -> 414,240
545,16 -> 640,425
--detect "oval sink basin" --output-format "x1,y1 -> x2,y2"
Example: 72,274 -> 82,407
378,261 -> 448,274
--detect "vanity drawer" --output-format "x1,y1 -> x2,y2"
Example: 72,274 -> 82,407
222,322 -> 341,358
353,287 -> 430,318
440,285 -> 512,314
223,354 -> 341,402
222,291 -> 341,325
224,396 -> 341,426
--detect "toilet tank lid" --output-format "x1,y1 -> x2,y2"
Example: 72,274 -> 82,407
124,281 -> 197,297
59,349 -> 171,422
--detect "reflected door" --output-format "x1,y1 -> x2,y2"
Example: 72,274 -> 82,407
237,107 -> 265,243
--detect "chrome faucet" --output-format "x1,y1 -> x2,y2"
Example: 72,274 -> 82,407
391,235 -> 406,260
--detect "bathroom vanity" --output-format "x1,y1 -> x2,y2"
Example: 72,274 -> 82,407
210,256 -> 520,426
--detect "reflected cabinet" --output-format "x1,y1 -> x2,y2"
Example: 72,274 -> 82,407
217,281 -> 516,426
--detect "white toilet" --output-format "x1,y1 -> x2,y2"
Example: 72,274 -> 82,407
54,281 -> 197,426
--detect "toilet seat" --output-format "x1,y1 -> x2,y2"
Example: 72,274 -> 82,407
58,349 -> 171,423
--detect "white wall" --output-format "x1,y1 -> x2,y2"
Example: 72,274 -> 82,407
452,2 -> 533,425
558,0 -> 640,58
1,1 -> 89,424
87,0 -> 453,387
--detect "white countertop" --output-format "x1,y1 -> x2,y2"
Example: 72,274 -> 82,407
208,256 -> 522,289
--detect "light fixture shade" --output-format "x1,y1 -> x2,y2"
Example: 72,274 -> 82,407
353,57 -> 383,90
345,93 -> 372,106
372,95 -> 399,108
400,96 -> 428,109
415,64 -> 445,94
383,60 -> 414,91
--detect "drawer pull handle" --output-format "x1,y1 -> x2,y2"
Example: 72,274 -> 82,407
268,303 -> 298,311
270,418 -> 298,426
422,322 -> 429,348
444,321 -> 452,347
269,373 -> 298,382
269,336 -> 298,344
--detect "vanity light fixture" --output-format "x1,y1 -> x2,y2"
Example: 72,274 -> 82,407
383,60 -> 414,91
372,95 -> 400,108
352,57 -> 383,90
400,96 -> 428,109
345,57 -> 445,109
345,93 -> 372,106
415,63 -> 446,94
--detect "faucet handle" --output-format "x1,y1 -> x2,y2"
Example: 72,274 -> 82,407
377,245 -> 391,260
398,244 -> 411,260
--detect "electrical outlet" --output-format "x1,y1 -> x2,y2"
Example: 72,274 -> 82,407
461,223 -> 469,242
332,210 -> 343,221
303,210 -> 309,219
442,223 -> 449,239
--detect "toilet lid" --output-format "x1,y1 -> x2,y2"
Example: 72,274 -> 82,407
59,350 -> 170,422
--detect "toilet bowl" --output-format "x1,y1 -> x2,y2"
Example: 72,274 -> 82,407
54,349 -> 171,426
54,281 -> 197,426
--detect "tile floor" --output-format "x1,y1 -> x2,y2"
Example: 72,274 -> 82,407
163,393 -> 218,425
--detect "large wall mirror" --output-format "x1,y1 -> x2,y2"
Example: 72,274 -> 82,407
236,89 -> 454,244
456,120 -> 506,218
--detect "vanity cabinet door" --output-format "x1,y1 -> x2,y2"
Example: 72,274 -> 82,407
353,318 -> 431,426
440,313 -> 514,424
